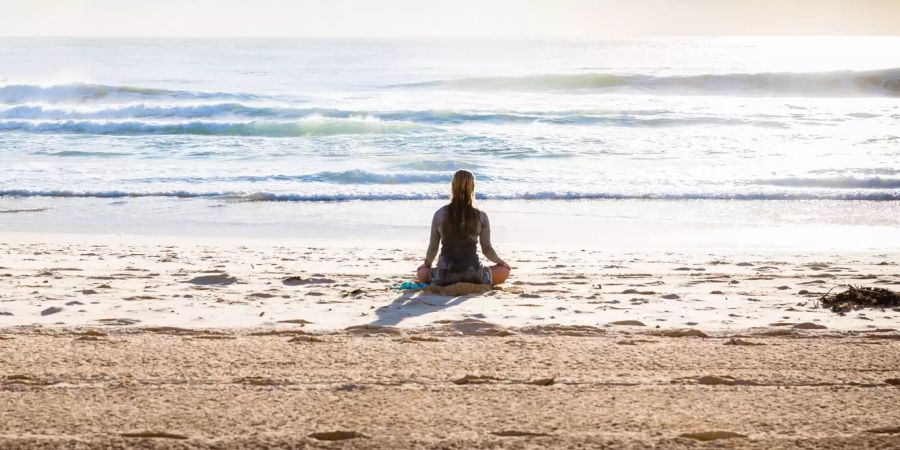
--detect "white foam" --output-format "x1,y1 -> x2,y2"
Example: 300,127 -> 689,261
403,68 -> 900,97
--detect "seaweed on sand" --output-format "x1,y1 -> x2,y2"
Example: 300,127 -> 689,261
819,286 -> 900,313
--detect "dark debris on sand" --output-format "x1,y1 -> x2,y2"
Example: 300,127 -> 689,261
820,286 -> 900,313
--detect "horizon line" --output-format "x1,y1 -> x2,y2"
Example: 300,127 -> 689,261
0,34 -> 899,42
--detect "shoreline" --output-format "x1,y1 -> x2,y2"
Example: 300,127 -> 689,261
2,197 -> 899,252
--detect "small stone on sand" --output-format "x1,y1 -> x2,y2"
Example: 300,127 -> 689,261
40,306 -> 62,316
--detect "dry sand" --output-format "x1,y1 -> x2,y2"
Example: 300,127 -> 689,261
1,232 -> 898,331
1,232 -> 899,448
2,326 -> 900,449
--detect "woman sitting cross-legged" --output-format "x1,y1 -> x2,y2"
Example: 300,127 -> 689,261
416,170 -> 511,286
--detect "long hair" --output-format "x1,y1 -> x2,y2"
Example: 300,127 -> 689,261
447,170 -> 479,237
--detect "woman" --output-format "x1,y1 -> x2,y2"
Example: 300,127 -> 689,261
416,170 -> 511,286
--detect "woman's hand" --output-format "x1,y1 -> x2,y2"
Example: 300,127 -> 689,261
498,261 -> 511,269
417,263 -> 431,271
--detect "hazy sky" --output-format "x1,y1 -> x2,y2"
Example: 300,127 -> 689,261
2,0 -> 898,38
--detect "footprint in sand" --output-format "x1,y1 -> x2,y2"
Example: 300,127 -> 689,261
3,374 -> 58,386
526,376 -> 557,386
680,431 -> 747,441
120,432 -> 188,440
656,329 -> 708,338
608,320 -> 646,326
454,375 -> 503,385
695,375 -> 757,386
283,276 -> 336,286
96,318 -> 140,325
447,319 -> 512,336
518,325 -> 606,336
308,431 -> 365,441
288,335 -> 326,343
186,274 -> 237,285
491,430 -> 551,437
401,336 -> 443,343
622,289 -> 655,295
344,325 -> 402,335
616,339 -> 656,345
724,337 -> 765,346
234,376 -> 284,386
277,319 -> 312,325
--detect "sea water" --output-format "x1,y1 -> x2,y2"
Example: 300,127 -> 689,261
0,37 -> 898,249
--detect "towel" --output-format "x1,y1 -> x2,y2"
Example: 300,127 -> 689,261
391,281 -> 430,290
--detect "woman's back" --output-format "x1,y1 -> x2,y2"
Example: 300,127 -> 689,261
433,204 -> 484,271
417,170 -> 510,286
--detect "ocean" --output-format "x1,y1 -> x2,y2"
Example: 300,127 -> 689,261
1,36 -> 898,249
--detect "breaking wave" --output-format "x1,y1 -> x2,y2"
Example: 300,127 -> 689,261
751,177 -> 900,189
0,83 -> 261,104
400,68 -> 900,97
125,170 -> 464,185
1,189 -> 896,202
0,118 -> 427,137
0,109 -> 790,130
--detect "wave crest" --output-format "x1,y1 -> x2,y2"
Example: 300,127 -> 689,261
751,177 -> 900,189
0,118 -> 427,137
1,189 -> 896,202
0,83 -> 259,104
400,69 -> 900,97
126,170 -> 462,185
0,105 -> 791,129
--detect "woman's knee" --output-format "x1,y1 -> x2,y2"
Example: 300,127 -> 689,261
491,265 -> 510,285
416,267 -> 432,283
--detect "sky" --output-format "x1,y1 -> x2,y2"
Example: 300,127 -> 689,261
1,0 -> 898,38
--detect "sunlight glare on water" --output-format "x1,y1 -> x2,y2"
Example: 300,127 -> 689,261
0,36 -> 897,204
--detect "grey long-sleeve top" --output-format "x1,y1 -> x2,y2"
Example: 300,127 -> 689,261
424,205 -> 505,268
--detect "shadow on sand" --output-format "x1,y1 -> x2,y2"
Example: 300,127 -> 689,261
369,290 -> 487,327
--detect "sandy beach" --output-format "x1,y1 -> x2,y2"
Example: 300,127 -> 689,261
2,29 -> 899,449
2,232 -> 899,448
2,326 -> 899,449
1,232 -> 898,331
